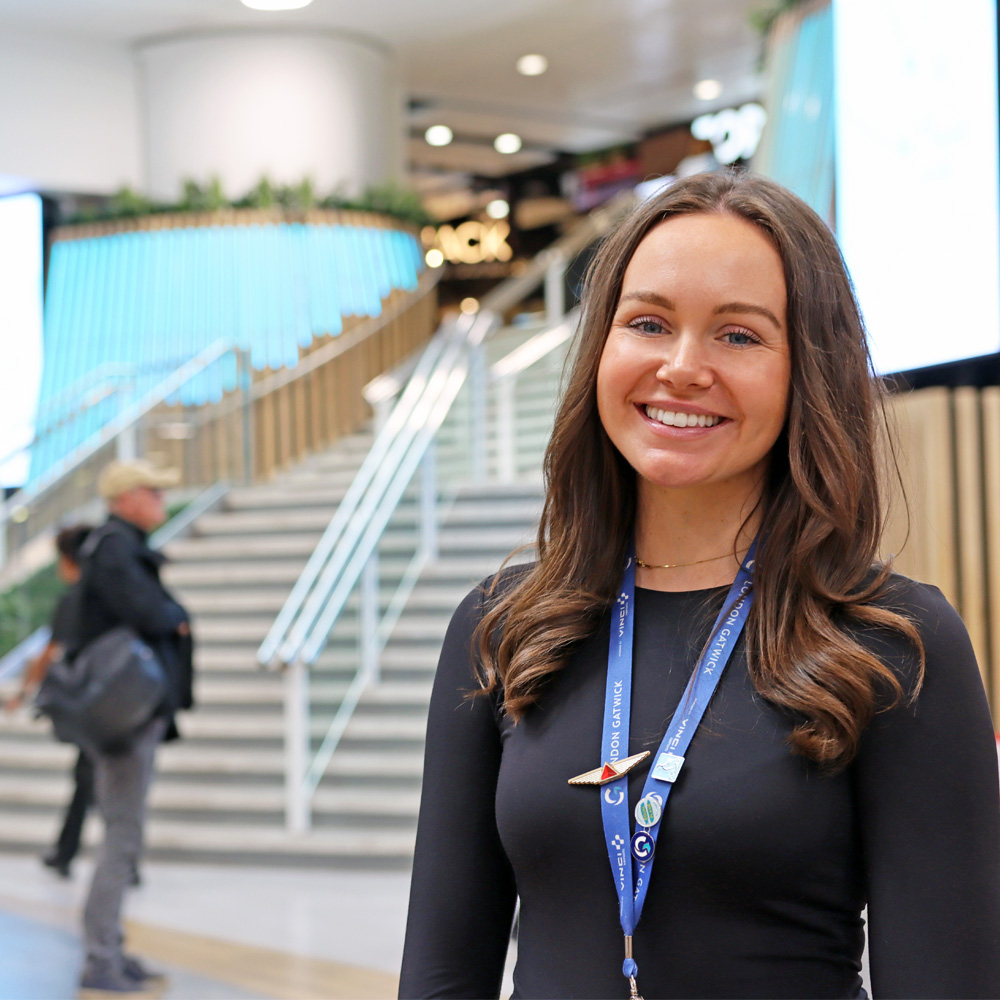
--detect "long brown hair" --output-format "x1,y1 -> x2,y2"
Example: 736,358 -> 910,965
474,171 -> 923,769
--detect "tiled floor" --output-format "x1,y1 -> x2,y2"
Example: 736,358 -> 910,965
0,852 -> 411,999
0,908 -> 267,1000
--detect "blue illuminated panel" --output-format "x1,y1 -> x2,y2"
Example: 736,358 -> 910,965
31,222 -> 424,483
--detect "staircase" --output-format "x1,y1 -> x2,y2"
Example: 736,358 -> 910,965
0,322 -> 561,866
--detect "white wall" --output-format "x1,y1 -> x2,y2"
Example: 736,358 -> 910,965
138,31 -> 404,202
0,28 -> 141,194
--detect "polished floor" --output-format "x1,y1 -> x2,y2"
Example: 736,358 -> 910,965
0,851 -> 413,999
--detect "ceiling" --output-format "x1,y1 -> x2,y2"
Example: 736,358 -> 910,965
0,0 -> 765,183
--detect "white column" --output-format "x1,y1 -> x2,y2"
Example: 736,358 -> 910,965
137,31 -> 404,201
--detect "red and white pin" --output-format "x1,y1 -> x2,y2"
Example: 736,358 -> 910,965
567,751 -> 651,786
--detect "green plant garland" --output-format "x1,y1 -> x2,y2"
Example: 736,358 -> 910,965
70,176 -> 433,228
749,0 -> 813,37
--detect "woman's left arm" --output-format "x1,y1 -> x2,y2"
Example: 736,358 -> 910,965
856,582 -> 1000,999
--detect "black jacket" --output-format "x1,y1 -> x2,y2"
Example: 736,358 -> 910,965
72,514 -> 193,741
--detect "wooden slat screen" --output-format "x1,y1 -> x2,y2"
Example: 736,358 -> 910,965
886,386 -> 1000,719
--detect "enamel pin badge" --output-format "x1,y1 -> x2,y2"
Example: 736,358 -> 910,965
568,751 -> 650,786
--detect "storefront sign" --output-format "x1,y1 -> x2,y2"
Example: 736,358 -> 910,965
421,220 -> 513,265
690,103 -> 767,165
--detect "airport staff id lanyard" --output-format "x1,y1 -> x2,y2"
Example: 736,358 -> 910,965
597,543 -> 755,999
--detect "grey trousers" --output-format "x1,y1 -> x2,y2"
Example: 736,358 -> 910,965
82,715 -> 167,971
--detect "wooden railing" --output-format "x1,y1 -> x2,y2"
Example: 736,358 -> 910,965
885,386 -> 1000,721
151,275 -> 438,484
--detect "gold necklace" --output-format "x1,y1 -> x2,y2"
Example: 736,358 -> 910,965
635,548 -> 747,570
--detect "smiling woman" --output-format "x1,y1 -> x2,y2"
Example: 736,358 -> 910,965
596,213 -> 791,556
399,172 -> 1000,1000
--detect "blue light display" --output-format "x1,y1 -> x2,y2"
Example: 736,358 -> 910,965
31,221 -> 424,483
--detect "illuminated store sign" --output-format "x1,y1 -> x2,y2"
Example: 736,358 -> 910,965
421,221 -> 513,265
691,103 -> 767,165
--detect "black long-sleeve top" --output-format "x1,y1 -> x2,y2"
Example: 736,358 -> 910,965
400,575 -> 1000,999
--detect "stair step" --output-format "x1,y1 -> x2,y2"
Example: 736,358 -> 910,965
196,647 -> 442,674
0,330 -> 563,865
163,560 -> 307,586
0,814 -> 416,862
177,712 -> 426,741
0,775 -> 421,817
194,498 -> 541,539
166,525 -> 534,563
195,678 -> 432,705
0,741 -> 424,779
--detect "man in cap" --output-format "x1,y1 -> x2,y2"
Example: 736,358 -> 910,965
75,459 -> 193,998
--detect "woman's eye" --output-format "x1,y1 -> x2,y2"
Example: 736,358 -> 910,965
629,316 -> 666,335
723,329 -> 760,346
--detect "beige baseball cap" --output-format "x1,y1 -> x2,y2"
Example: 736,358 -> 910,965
98,459 -> 180,500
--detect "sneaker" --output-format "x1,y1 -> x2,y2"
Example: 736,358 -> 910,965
78,965 -> 161,998
122,956 -> 168,990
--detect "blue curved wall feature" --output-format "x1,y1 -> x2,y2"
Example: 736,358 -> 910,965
31,221 -> 424,484
752,2 -> 835,223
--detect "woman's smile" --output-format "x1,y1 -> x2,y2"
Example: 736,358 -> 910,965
640,403 -> 726,430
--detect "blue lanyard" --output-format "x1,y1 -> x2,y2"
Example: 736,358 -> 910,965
600,543 -> 756,995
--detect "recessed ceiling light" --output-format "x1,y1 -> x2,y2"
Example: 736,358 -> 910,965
460,297 -> 480,314
486,199 -> 510,219
494,133 -> 522,155
425,249 -> 445,268
516,54 -> 548,76
425,125 -> 454,147
241,0 -> 314,9
693,79 -> 723,101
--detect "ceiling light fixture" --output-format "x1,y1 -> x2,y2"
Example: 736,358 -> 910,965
486,199 -> 510,219
240,0 -> 314,9
516,54 -> 549,76
424,125 -> 454,147
693,78 -> 723,101
494,133 -> 523,155
425,249 -> 445,268
460,297 -> 480,314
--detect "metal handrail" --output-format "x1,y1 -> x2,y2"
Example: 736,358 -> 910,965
276,307 -> 573,830
490,311 -> 578,382
0,362 -> 136,473
0,480 -> 231,686
256,318 -> 458,666
35,362 -> 137,426
0,627 -> 51,685
259,310 -> 496,667
0,339 -> 236,562
298,314 -> 495,665
257,197 -> 635,831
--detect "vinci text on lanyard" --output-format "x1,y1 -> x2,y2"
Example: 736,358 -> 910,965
600,543 -> 755,1000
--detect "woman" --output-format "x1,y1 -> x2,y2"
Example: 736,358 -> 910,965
399,172 -> 1000,999
6,524 -> 97,880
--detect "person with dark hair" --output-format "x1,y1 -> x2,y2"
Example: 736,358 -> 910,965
399,172 -> 1000,999
6,525 -> 96,879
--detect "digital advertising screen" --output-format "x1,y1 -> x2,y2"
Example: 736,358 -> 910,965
0,192 -> 44,488
833,0 -> 1000,376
